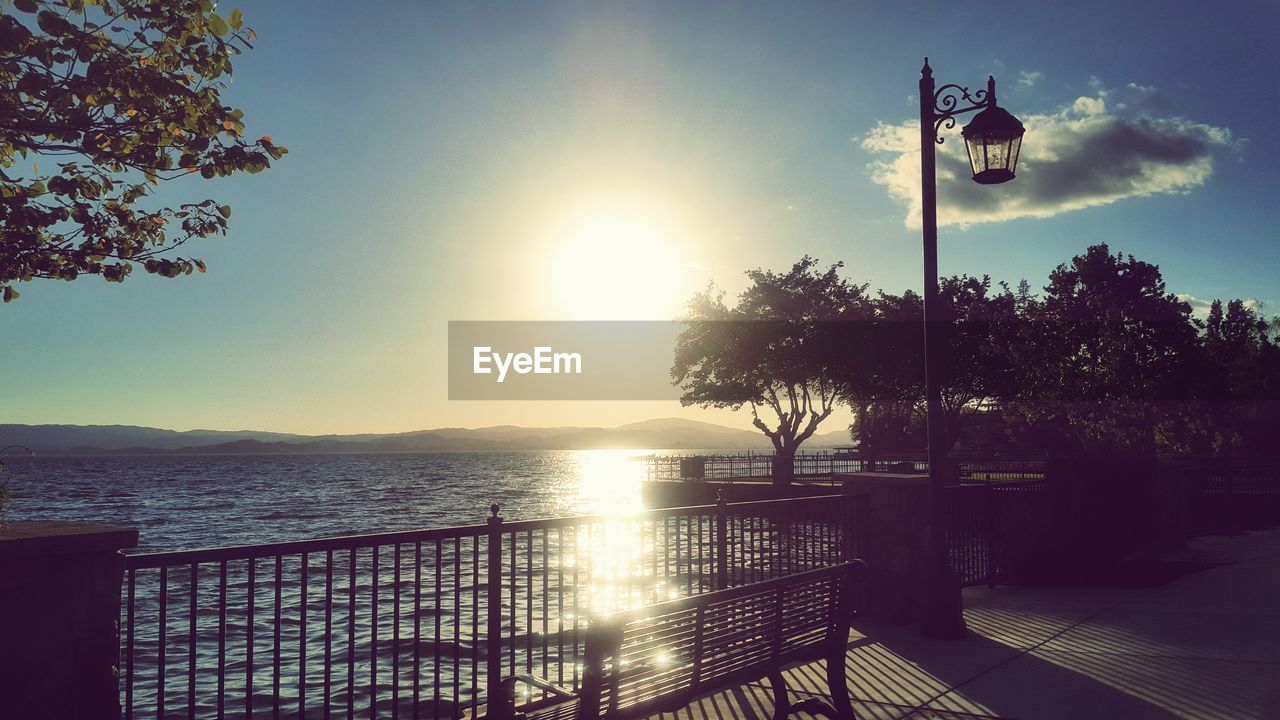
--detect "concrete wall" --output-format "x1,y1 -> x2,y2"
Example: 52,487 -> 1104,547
0,521 -> 138,720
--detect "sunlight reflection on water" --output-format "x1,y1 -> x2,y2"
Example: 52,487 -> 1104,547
8,449 -> 664,550
554,448 -> 648,516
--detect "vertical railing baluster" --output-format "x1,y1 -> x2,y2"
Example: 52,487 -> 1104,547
371,545 -> 379,715
392,543 -> 401,720
300,552 -> 309,718
470,538 -> 480,719
159,566 -> 168,720
452,537 -> 460,713
189,563 -> 198,720
413,541 -> 421,720
525,528 -> 533,673
347,549 -> 356,720
218,561 -> 227,720
246,559 -> 255,720
433,541 -> 442,720
556,527 -> 564,687
571,525 -> 580,690
324,550 -> 333,720
541,528 -> 548,681
126,568 -> 136,720
508,527 -> 515,675
714,493 -> 728,591
986,483 -> 998,588
684,514 -> 693,596
273,555 -> 282,720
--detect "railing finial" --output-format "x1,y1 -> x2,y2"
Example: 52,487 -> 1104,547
489,503 -> 500,518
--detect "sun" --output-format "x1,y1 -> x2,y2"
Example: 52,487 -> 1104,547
546,207 -> 694,320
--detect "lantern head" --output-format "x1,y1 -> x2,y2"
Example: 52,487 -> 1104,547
961,83 -> 1025,185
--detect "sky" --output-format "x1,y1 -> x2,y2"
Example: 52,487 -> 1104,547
2,0 -> 1278,435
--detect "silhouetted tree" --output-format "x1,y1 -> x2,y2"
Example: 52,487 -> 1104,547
0,0 -> 286,301
839,277 -> 1017,453
1199,299 -> 1280,456
1000,244 -> 1199,456
672,257 -> 867,485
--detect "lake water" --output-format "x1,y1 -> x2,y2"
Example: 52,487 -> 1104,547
4,450 -> 657,550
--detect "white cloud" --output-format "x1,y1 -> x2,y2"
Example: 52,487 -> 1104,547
1176,293 -> 1215,319
1016,71 -> 1043,89
1176,294 -> 1265,319
1071,95 -> 1106,116
862,82 -> 1241,229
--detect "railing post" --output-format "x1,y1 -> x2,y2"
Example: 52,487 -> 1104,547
485,504 -> 504,716
714,490 -> 728,590
840,494 -> 856,563
984,483 -> 997,588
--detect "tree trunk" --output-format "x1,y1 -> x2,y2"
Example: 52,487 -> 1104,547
772,448 -> 795,487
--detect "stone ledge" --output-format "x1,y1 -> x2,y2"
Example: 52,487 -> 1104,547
0,520 -> 138,560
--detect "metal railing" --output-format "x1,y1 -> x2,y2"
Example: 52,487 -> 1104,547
945,464 -> 1280,587
944,479 -> 1051,587
644,452 -> 1042,485
643,452 -> 928,484
120,494 -> 865,720
1183,463 -> 1280,534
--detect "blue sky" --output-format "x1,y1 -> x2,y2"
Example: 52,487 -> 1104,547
2,0 -> 1277,434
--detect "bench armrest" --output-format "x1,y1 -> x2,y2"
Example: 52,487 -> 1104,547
503,673 -> 577,700
491,674 -> 577,720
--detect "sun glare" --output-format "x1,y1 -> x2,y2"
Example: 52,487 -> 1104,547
548,207 -> 694,320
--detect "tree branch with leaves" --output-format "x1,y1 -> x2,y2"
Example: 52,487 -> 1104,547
0,0 -> 285,301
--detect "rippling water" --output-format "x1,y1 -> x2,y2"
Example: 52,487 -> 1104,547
5,450 -> 657,550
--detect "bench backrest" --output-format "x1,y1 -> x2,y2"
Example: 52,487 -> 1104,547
577,560 -> 866,720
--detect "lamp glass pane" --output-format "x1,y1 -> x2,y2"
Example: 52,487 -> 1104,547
1009,135 -> 1023,174
965,136 -> 986,176
987,137 -> 1010,172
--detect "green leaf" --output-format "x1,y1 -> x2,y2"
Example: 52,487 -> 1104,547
217,204 -> 231,219
208,13 -> 228,38
36,10 -> 68,35
2,287 -> 18,303
228,8 -> 244,31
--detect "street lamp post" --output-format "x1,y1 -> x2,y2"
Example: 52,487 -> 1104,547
917,58 -> 1024,640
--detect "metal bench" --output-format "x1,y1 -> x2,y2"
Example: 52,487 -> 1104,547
493,560 -> 868,720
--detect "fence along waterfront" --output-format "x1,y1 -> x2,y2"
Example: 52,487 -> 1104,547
643,452 -> 1043,484
120,494 -> 864,720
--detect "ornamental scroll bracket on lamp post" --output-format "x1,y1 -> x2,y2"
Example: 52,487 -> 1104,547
917,58 -> 1025,640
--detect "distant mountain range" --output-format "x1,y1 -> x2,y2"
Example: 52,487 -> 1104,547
0,418 -> 853,455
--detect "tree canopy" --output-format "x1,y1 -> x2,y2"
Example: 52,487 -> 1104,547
839,276 -> 1018,452
998,244 -> 1201,455
678,243 -> 1280,462
672,257 -> 868,482
0,0 -> 285,302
